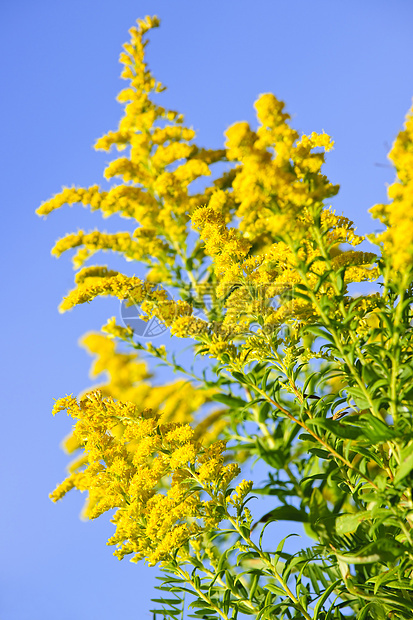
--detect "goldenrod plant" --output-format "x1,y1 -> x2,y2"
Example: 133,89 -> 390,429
38,16 -> 413,619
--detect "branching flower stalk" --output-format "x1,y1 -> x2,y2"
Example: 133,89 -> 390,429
39,15 -> 413,620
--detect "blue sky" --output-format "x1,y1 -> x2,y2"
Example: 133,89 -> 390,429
2,1 -> 413,618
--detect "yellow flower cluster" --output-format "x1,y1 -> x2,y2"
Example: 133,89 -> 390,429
74,265 -> 120,285
52,229 -> 170,269
191,205 -> 252,295
170,315 -> 242,362
58,271 -> 166,313
170,315 -> 210,339
229,480 -> 254,511
37,15 -> 227,306
37,185 -> 159,221
225,93 -> 338,243
370,101 -> 413,273
41,20 -> 413,603
37,14 -> 381,349
140,298 -> 193,327
77,331 -> 225,443
50,390 -> 241,565
182,94 -> 378,344
331,250 -> 378,282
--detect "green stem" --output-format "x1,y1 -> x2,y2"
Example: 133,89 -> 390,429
195,561 -> 260,615
388,271 -> 409,422
248,381 -> 378,491
293,227 -> 379,416
298,264 -> 379,416
174,565 -> 231,620
226,514 -> 313,620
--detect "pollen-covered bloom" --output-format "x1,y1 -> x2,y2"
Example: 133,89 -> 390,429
370,100 -> 413,274
37,14 -> 226,310
50,391 -> 246,566
225,93 -> 339,244
58,271 -> 167,313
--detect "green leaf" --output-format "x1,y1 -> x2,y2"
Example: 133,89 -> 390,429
249,573 -> 259,601
222,588 -> 231,616
335,510 -> 373,535
335,538 -> 405,564
298,432 -> 317,443
358,413 -> 397,443
313,578 -> 341,620
152,609 -> 181,617
189,599 -> 214,610
231,371 -> 248,384
308,447 -> 331,459
394,440 -> 413,485
263,583 -> 286,596
309,488 -> 336,542
211,393 -> 248,408
255,505 -> 308,525
216,550 -> 228,574
306,417 -> 360,440
305,325 -> 336,344
346,386 -> 371,410
258,401 -> 271,423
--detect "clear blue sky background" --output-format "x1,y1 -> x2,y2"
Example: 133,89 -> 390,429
1,1 -> 413,618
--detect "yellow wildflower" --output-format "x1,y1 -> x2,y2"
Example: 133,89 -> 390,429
51,390 -> 245,565
370,100 -> 413,273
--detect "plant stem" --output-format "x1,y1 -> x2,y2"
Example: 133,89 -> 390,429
249,381 -> 378,491
226,514 -> 313,620
174,565 -> 231,620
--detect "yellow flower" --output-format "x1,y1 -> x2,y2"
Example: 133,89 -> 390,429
230,479 -> 254,509
370,100 -> 413,273
50,389 -> 245,565
58,273 -> 166,313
